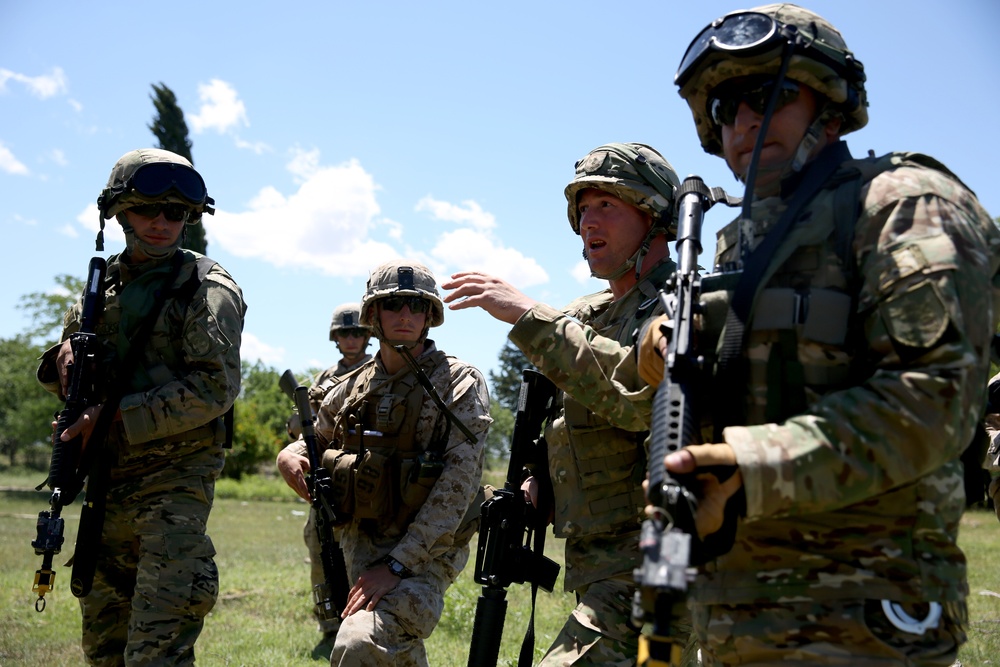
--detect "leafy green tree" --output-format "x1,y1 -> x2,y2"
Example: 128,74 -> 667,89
17,274 -> 84,345
223,360 -> 292,479
148,82 -> 207,254
488,341 -> 534,412
0,335 -> 61,468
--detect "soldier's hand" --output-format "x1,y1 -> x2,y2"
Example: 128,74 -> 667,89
56,403 -> 105,457
521,476 -> 554,525
637,315 -> 670,386
55,339 -> 74,399
276,450 -> 311,502
342,564 -> 401,618
441,272 -> 537,324
665,443 -> 742,539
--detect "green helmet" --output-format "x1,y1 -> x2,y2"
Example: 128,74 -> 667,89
676,3 -> 868,157
564,143 -> 680,238
329,303 -> 369,341
360,261 -> 444,341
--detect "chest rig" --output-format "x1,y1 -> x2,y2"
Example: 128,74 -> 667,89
329,350 -> 449,534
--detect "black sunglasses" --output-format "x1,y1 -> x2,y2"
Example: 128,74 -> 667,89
381,296 -> 430,314
128,203 -> 192,223
708,78 -> 801,127
337,327 -> 369,338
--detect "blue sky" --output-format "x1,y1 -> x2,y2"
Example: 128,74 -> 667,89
3,1 -> 998,384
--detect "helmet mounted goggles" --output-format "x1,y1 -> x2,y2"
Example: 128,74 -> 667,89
106,161 -> 213,212
675,11 -> 863,90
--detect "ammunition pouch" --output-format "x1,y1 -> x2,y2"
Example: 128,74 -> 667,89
322,448 -> 358,522
353,447 -> 394,520
399,453 -> 445,508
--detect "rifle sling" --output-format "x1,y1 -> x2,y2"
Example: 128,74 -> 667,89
714,141 -> 853,438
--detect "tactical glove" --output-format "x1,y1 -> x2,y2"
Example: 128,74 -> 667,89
637,315 -> 669,386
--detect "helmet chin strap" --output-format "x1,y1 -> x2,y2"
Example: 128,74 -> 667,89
116,213 -> 184,261
585,223 -> 662,282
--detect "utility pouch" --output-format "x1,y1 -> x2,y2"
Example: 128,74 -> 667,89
321,449 -> 357,520
354,448 -> 394,520
400,453 -> 445,508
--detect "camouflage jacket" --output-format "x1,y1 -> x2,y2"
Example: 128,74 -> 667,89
694,144 -> 1000,605
509,257 -> 675,591
38,250 -> 246,479
306,354 -> 372,414
285,340 -> 491,578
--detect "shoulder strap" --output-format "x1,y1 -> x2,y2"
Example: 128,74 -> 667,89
395,346 -> 478,448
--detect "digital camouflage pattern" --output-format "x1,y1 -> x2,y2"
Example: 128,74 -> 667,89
37,248 -> 245,665
282,340 -> 490,666
687,150 -> 1000,663
678,3 -> 868,157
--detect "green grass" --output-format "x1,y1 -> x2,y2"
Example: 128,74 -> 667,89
3,473 -> 999,665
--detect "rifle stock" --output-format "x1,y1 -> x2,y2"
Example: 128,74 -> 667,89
32,257 -> 107,611
467,368 -> 559,667
280,369 -> 349,621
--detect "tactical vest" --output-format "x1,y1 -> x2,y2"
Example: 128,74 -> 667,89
547,261 -> 673,539
96,251 -> 232,460
703,151 -> 960,428
327,350 -> 450,535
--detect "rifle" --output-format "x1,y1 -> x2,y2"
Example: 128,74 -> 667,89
633,176 -> 740,666
467,368 -> 560,667
32,256 -> 107,612
279,369 -> 350,623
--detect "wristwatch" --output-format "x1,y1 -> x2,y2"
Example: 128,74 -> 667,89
383,556 -> 413,579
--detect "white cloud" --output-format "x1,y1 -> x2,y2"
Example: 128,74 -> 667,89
418,197 -> 548,288
415,196 -> 495,231
240,331 -> 285,365
208,156 -> 399,277
49,149 -> 68,167
0,66 -> 68,98
234,136 -> 270,154
188,79 -> 249,134
571,259 -> 594,283
0,141 -> 29,175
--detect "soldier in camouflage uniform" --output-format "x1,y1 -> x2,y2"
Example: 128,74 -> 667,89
984,373 -> 1000,523
638,4 -> 1000,664
276,260 -> 491,667
37,148 -> 246,665
444,143 -> 685,666
291,303 -> 372,656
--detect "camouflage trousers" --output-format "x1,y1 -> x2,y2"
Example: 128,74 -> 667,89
304,507 -> 343,636
538,575 -> 643,667
328,571 -> 451,667
80,473 -> 219,666
692,598 -> 967,666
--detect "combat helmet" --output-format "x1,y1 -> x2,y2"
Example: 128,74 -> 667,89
360,261 -> 444,342
96,148 -> 215,252
565,142 -> 680,238
675,3 -> 868,157
329,303 -> 369,341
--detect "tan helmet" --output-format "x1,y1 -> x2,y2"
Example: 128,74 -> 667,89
676,3 -> 868,157
564,143 -> 680,237
360,261 -> 444,341
328,303 -> 369,341
95,148 -> 215,251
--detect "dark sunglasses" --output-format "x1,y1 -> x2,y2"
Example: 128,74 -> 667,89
128,161 -> 209,206
381,296 -> 430,314
338,328 -> 369,339
128,203 -> 192,223
708,78 -> 801,127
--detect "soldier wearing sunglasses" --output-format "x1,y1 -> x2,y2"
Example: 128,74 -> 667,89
36,148 -> 246,664
276,260 -> 491,667
284,302 -> 372,658
637,4 -> 999,665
